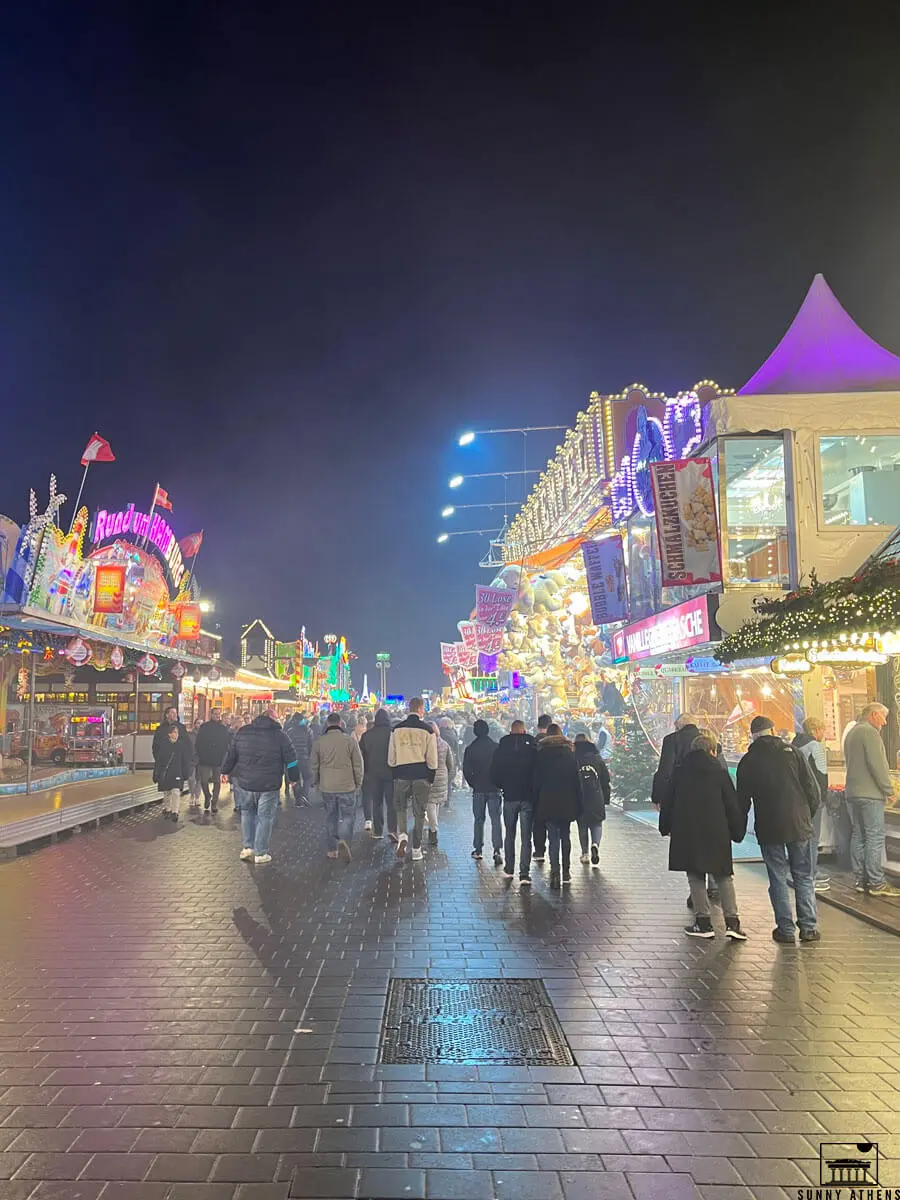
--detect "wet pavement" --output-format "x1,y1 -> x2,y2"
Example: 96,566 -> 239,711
0,790 -> 898,1199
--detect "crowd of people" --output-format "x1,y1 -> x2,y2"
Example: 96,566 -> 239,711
150,696 -> 900,943
652,702 -> 900,947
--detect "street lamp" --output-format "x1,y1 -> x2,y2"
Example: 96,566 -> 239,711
448,470 -> 539,489
441,505 -> 455,518
458,425 -> 568,445
437,528 -> 501,544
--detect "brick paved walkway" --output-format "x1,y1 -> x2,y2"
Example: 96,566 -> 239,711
0,791 -> 898,1199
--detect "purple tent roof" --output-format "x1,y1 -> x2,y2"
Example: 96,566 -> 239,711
739,273 -> 900,394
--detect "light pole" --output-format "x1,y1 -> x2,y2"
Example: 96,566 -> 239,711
375,652 -> 390,700
437,528 -> 502,544
447,470 -> 539,488
457,425 -> 569,502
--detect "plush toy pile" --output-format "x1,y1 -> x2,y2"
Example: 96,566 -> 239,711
490,561 -> 617,714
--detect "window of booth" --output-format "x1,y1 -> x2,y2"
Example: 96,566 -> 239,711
819,435 -> 900,527
721,436 -> 791,587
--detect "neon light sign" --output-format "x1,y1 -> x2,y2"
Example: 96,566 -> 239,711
612,393 -> 705,522
91,505 -> 186,591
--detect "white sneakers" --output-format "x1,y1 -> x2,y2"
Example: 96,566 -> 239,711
239,848 -> 254,861
411,846 -> 424,861
254,854 -> 272,865
364,820 -> 373,832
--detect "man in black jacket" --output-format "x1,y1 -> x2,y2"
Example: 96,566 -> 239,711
463,719 -> 501,865
491,720 -> 537,883
195,709 -> 232,814
737,715 -> 821,945
221,708 -> 300,866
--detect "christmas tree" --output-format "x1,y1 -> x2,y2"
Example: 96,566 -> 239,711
610,713 -> 658,808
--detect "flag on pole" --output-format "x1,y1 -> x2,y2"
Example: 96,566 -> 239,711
179,531 -> 203,557
80,433 -> 116,465
153,485 -> 173,511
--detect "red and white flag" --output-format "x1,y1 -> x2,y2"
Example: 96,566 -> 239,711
153,485 -> 173,511
80,432 -> 116,465
179,531 -> 203,557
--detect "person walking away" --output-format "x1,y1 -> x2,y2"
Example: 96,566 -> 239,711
490,719 -> 537,884
792,717 -> 831,892
283,710 -> 313,806
439,718 -> 460,806
349,715 -> 370,825
310,712 -> 364,861
155,724 -> 194,821
186,720 -> 202,809
360,708 -> 396,840
843,703 -> 900,896
388,697 -> 437,861
463,719 -> 502,864
737,715 -> 822,944
653,714 -> 727,906
533,724 -> 582,890
659,731 -> 748,939
221,707 -> 300,865
531,714 -> 554,862
195,708 -> 232,814
425,728 -> 453,847
573,733 -> 610,865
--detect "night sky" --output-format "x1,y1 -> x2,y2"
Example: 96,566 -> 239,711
2,3 -> 899,696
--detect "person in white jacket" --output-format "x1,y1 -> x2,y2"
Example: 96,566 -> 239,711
388,698 -> 438,861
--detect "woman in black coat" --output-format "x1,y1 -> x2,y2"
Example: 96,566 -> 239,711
533,725 -> 583,890
658,731 -> 748,940
154,725 -> 195,823
573,735 -> 610,867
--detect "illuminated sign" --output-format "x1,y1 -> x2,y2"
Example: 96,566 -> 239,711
175,603 -> 201,641
613,594 -> 719,662
93,564 -> 126,614
771,656 -> 813,676
91,504 -> 186,591
807,647 -> 888,666
611,395 -> 705,522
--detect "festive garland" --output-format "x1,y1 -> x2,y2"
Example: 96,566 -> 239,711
715,561 -> 900,663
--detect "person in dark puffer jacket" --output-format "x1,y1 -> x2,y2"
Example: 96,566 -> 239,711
573,734 -> 610,867
221,708 -> 300,866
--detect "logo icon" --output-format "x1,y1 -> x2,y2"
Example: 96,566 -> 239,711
820,1140 -> 879,1185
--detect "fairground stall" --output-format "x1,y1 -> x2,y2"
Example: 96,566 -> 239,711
604,274 -> 900,864
0,478 -> 216,781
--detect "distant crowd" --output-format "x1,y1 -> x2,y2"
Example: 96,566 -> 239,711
149,696 -> 900,944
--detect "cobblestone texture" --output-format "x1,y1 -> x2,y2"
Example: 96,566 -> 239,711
0,791 -> 897,1198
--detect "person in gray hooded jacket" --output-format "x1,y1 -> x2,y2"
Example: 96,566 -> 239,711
311,713 -> 364,862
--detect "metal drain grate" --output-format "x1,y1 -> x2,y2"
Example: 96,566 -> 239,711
379,977 -> 574,1065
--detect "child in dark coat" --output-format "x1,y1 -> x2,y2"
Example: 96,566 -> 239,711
658,731 -> 748,940
154,725 -> 194,822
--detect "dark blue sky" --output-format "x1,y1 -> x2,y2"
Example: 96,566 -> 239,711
2,2 -> 899,694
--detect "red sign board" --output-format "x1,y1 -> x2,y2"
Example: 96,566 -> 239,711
612,594 -> 720,663
94,564 -> 126,614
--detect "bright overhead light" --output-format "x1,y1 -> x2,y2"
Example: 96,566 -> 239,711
437,532 -> 449,544
449,474 -> 464,489
458,431 -> 476,446
442,505 -> 455,518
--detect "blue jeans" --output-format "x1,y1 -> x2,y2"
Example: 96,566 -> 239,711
472,791 -> 502,854
503,798 -> 534,877
760,840 -> 818,934
847,797 -> 886,888
323,791 -> 357,849
241,789 -> 280,856
232,783 -> 244,812
578,820 -> 603,854
547,821 -> 572,875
